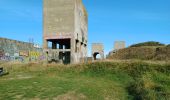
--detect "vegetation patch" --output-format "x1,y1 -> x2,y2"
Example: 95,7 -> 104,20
0,61 -> 169,100
130,41 -> 165,47
107,41 -> 170,60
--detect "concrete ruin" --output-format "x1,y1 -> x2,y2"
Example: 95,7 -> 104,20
107,41 -> 126,57
92,43 -> 104,60
114,41 -> 126,50
43,0 -> 88,64
0,37 -> 43,62
0,37 -> 34,56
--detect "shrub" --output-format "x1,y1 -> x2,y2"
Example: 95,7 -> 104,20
130,41 -> 165,47
167,44 -> 170,47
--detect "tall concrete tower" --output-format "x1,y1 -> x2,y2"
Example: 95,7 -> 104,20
43,0 -> 88,64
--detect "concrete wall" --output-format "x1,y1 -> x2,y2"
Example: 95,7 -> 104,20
114,41 -> 126,50
74,0 -> 88,43
0,37 -> 33,56
92,43 -> 104,60
43,0 -> 75,37
0,37 -> 45,62
73,0 -> 88,63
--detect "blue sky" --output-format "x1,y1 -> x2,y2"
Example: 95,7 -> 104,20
0,0 -> 170,56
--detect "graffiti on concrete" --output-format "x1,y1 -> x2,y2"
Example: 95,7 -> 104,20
29,51 -> 40,61
0,50 -> 47,62
0,56 -> 11,61
19,51 -> 29,57
0,37 -> 46,63
0,50 -> 4,58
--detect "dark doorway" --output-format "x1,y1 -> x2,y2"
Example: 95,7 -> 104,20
93,52 -> 101,60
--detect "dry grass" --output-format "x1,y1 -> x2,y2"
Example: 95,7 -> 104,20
108,46 -> 170,61
0,60 -> 170,100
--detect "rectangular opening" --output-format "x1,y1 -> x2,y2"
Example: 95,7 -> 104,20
75,40 -> 79,53
46,38 -> 71,64
59,51 -> 70,64
47,39 -> 71,50
48,41 -> 52,49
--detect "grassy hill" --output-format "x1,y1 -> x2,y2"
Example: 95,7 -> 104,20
107,41 -> 170,60
130,41 -> 165,47
0,61 -> 170,100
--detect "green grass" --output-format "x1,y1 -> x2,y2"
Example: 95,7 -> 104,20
0,61 -> 169,100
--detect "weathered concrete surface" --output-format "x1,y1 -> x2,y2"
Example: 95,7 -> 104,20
0,37 -> 44,62
92,43 -> 104,60
43,0 -> 75,36
0,37 -> 34,56
114,41 -> 126,50
43,0 -> 88,64
107,41 -> 126,57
